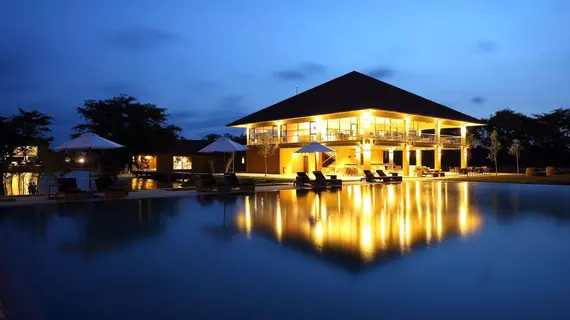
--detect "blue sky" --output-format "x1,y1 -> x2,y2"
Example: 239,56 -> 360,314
1,0 -> 569,142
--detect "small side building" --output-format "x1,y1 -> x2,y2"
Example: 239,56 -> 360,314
132,139 -> 246,174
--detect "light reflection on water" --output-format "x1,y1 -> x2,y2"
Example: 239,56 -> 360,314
2,171 -> 180,195
236,181 -> 482,266
2,182 -> 570,319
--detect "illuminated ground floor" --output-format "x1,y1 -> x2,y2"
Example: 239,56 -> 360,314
246,144 -> 468,177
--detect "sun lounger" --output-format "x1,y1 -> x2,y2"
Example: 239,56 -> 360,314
294,172 -> 317,187
313,171 -> 342,187
421,166 -> 440,177
54,178 -> 90,201
95,176 -> 129,199
224,173 -> 255,191
361,170 -> 390,183
192,174 -> 230,192
376,169 -> 403,182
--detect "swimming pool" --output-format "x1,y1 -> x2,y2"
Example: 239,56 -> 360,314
1,182 -> 570,319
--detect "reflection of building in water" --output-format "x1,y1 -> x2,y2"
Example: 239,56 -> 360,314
236,182 -> 481,267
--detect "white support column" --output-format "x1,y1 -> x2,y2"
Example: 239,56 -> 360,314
403,145 -> 410,176
416,149 -> 422,167
388,148 -> 394,170
434,120 -> 441,170
460,124 -> 467,168
246,127 -> 250,145
277,123 -> 282,144
402,117 -> 410,176
461,147 -> 468,168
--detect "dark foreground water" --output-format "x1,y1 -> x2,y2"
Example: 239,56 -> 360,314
1,182 -> 570,319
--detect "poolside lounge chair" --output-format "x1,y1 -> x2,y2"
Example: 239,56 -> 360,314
313,171 -> 342,187
360,170 -> 390,182
223,173 -> 255,191
421,166 -> 441,177
376,169 -> 403,182
294,172 -> 317,187
361,170 -> 385,183
95,176 -> 129,199
192,174 -> 230,192
54,178 -> 89,201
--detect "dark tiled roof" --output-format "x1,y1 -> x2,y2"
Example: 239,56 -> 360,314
140,139 -> 210,155
227,71 -> 484,126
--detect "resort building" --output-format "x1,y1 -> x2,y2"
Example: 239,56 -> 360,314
132,139 -> 246,174
227,71 -> 484,176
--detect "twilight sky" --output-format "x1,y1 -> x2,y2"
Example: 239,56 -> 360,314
1,0 -> 569,142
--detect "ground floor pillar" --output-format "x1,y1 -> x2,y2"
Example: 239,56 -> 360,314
434,146 -> 441,170
461,147 -> 468,168
415,149 -> 422,167
402,145 -> 410,176
388,149 -> 394,170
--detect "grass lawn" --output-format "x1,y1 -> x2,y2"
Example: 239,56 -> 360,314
441,174 -> 570,185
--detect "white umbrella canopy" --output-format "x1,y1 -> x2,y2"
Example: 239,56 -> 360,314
199,137 -> 247,153
295,142 -> 334,154
53,133 -> 124,191
199,137 -> 248,173
54,133 -> 124,151
295,142 -> 335,173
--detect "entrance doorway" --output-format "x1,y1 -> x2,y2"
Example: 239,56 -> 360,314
303,155 -> 309,173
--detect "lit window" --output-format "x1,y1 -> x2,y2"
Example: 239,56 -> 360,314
241,156 -> 245,164
173,156 -> 192,170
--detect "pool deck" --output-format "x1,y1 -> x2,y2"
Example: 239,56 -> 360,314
1,173 -> 568,208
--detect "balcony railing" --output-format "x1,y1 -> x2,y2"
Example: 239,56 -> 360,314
409,133 -> 436,144
248,130 -> 462,146
441,135 -> 461,145
372,130 -> 404,143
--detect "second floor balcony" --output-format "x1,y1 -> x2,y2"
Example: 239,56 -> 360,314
248,129 -> 462,147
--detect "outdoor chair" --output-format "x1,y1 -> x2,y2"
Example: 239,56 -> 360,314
95,176 -> 129,199
415,166 -> 426,177
361,170 -> 387,183
294,172 -> 317,187
54,178 -> 90,201
422,166 -> 440,177
224,173 -> 255,191
377,169 -> 403,182
313,171 -> 342,187
192,174 -> 230,192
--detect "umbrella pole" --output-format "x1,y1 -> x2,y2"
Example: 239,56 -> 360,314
315,152 -> 318,172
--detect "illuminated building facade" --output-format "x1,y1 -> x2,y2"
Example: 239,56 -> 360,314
227,71 -> 484,176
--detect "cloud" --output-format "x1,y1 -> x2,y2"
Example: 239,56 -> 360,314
367,67 -> 395,80
471,96 -> 484,104
477,40 -> 497,53
104,27 -> 180,51
274,62 -> 327,81
172,94 -> 248,133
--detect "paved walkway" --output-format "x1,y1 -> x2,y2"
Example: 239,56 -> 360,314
0,174 -> 525,209
0,183 -> 303,208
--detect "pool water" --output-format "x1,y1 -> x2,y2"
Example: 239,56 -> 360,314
1,182 -> 570,319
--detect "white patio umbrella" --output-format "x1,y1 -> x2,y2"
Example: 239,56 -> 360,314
199,137 -> 248,173
54,133 -> 124,150
295,142 -> 335,172
54,133 -> 124,189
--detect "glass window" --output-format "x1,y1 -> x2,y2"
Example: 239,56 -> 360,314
173,156 -> 192,170
13,146 -> 38,157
